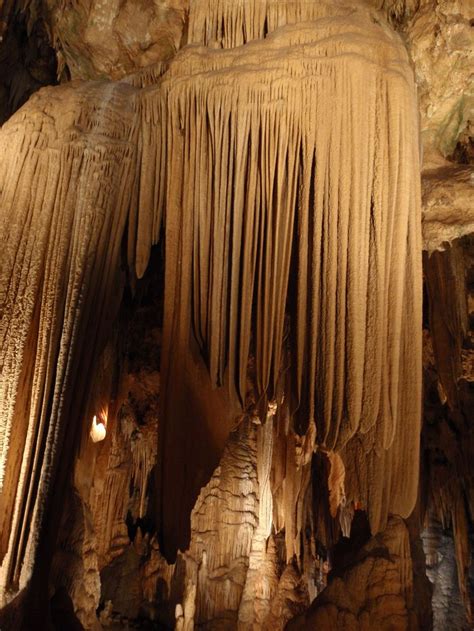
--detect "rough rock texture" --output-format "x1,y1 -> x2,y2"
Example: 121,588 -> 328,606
288,517 -> 417,630
404,0 -> 473,164
422,166 -> 474,252
156,5 -> 422,556
423,520 -> 474,631
0,80 -> 140,623
422,234 -> 474,628
0,0 -> 472,629
43,0 -> 188,81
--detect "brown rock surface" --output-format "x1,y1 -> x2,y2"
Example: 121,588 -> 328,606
45,0 -> 188,80
405,0 -> 473,164
288,517 -> 417,631
0,0 -> 472,629
422,165 -> 474,252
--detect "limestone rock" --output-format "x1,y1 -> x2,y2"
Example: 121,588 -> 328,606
422,165 -> 474,252
45,0 -> 188,80
0,80 -> 141,620
0,0 -> 472,628
405,0 -> 473,163
288,517 -> 417,631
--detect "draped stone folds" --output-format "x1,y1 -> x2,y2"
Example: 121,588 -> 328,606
188,0 -> 355,48
0,0 -> 422,596
0,81 -> 139,597
155,8 -> 422,542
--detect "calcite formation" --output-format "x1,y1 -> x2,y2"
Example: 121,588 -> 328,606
0,81 -> 141,605
288,517 -> 417,630
155,6 -> 422,555
0,0 -> 472,629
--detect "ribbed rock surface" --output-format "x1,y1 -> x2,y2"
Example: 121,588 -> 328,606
154,5 -> 422,553
0,81 -> 139,604
0,0 -> 472,629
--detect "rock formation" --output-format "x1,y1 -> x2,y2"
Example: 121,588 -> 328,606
0,0 -> 472,629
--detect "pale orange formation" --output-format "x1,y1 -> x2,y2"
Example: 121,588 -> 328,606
188,0 -> 354,48
0,81 -> 140,596
157,6 -> 422,539
0,0 -> 424,620
187,0 -> 422,49
327,451 -> 346,519
132,417 -> 312,629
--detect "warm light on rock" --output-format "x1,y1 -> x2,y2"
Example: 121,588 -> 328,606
90,415 -> 107,443
0,0 -> 471,628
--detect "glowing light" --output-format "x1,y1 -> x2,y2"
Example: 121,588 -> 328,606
90,414 -> 106,443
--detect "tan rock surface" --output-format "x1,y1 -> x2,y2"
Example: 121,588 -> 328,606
422,165 -> 474,252
45,0 -> 188,80
288,517 -> 417,631
0,81 -> 140,609
0,0 -> 472,628
405,0 -> 473,163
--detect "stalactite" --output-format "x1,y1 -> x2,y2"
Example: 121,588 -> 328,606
156,6 -> 422,543
189,0 -> 361,49
188,0 -> 422,49
121,413 -> 158,519
0,1 -> 426,621
0,80 -> 139,600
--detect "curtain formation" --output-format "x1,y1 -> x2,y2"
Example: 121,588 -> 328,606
0,81 -> 139,592
0,1 -> 422,596
155,9 -> 422,540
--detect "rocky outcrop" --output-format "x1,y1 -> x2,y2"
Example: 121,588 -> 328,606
42,0 -> 188,81
422,166 -> 474,252
288,517 -> 417,630
404,0 -> 473,164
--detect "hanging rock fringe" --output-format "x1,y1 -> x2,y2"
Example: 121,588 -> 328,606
0,4 -> 422,591
156,10 -> 422,535
189,0 -> 357,48
0,81 -> 139,593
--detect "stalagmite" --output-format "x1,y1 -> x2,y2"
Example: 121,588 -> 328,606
288,516 -> 416,630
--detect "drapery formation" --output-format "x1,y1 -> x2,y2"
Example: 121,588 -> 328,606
0,81 -> 139,595
155,9 -> 422,544
0,1 -> 422,595
188,0 -> 355,48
